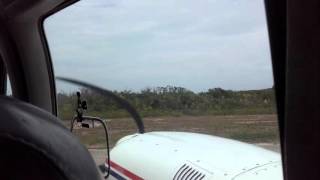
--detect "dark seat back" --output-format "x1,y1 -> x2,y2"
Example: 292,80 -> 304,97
0,96 -> 101,180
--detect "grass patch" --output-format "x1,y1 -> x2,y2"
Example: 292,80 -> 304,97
64,114 -> 280,148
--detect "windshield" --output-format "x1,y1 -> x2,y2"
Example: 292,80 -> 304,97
44,0 -> 281,178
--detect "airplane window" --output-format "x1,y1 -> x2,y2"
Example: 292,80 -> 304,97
44,0 -> 282,179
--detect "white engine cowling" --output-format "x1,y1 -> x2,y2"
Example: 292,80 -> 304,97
106,132 -> 283,180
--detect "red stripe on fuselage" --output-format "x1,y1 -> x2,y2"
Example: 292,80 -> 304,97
108,160 -> 143,180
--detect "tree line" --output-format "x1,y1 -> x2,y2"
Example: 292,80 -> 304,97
57,86 -> 276,120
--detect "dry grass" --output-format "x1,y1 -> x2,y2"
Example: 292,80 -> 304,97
65,114 -> 280,149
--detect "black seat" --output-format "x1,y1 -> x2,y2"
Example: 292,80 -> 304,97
0,96 -> 101,180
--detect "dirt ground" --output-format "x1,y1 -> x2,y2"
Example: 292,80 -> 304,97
65,114 -> 281,165
69,114 -> 280,148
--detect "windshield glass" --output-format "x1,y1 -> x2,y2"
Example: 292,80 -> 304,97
44,0 -> 281,178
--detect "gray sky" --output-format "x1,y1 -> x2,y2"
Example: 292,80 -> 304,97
44,0 -> 273,93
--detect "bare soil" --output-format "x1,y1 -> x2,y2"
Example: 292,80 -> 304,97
67,114 -> 280,148
64,114 -> 280,166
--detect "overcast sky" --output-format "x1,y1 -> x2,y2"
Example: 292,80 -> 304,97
44,0 -> 273,93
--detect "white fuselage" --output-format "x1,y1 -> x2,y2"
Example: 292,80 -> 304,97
106,132 -> 283,180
